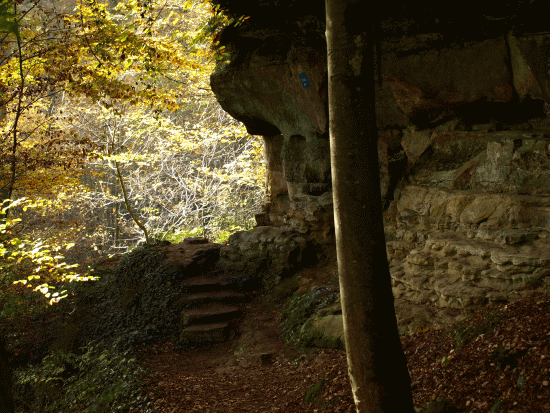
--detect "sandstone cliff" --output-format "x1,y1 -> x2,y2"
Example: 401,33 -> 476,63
210,0 -> 550,334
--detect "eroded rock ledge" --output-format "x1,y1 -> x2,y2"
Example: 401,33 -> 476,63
210,0 -> 550,336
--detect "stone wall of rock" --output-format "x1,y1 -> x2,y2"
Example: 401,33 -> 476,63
210,0 -> 550,330
219,226 -> 317,290
388,133 -> 550,308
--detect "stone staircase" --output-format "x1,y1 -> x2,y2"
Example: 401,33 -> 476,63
177,268 -> 259,345
71,238 -> 269,353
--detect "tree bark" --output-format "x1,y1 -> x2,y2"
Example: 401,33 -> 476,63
4,2 -> 25,219
0,335 -> 14,413
115,160 -> 151,245
325,1 -> 415,412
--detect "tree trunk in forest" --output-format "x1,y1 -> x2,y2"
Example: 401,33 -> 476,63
325,1 -> 415,412
115,160 -> 151,245
0,335 -> 14,413
3,2 -> 25,219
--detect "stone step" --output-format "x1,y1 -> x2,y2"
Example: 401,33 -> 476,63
179,273 -> 258,294
175,291 -> 250,308
181,304 -> 242,326
180,322 -> 236,344
174,267 -> 225,282
200,268 -> 225,278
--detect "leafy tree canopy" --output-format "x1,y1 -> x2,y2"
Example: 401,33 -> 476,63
0,0 -> 262,309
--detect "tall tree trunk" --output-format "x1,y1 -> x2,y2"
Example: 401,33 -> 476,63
4,2 -> 25,219
325,2 -> 414,412
0,335 -> 14,413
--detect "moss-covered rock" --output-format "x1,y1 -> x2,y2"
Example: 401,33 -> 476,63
219,226 -> 316,291
267,275 -> 301,305
279,285 -> 339,347
300,312 -> 344,350
299,299 -> 344,349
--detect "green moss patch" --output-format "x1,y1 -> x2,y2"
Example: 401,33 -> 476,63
300,312 -> 345,350
280,286 -> 339,347
267,275 -> 300,306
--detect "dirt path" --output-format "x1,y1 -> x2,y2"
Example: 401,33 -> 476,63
135,290 -> 550,413
136,293 -> 356,413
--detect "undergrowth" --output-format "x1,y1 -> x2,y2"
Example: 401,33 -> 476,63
303,376 -> 341,407
447,310 -> 508,351
13,341 -> 155,413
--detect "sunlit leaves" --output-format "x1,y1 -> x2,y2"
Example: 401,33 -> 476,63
0,199 -> 98,310
77,93 -> 265,246
0,0 -> 18,34
0,0 -> 264,316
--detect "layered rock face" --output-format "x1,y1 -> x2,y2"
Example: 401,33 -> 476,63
210,0 -> 550,332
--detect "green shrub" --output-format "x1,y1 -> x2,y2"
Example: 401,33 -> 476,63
158,223 -> 247,244
14,341 -> 154,413
158,227 -> 204,244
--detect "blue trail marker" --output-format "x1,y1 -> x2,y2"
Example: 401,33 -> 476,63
299,72 -> 311,88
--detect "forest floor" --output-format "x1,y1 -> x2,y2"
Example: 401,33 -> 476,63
135,288 -> 550,413
135,293 -> 354,412
3,256 -> 550,412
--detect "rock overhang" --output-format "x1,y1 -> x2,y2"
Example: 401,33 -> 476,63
207,0 -> 550,334
210,0 -> 550,134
